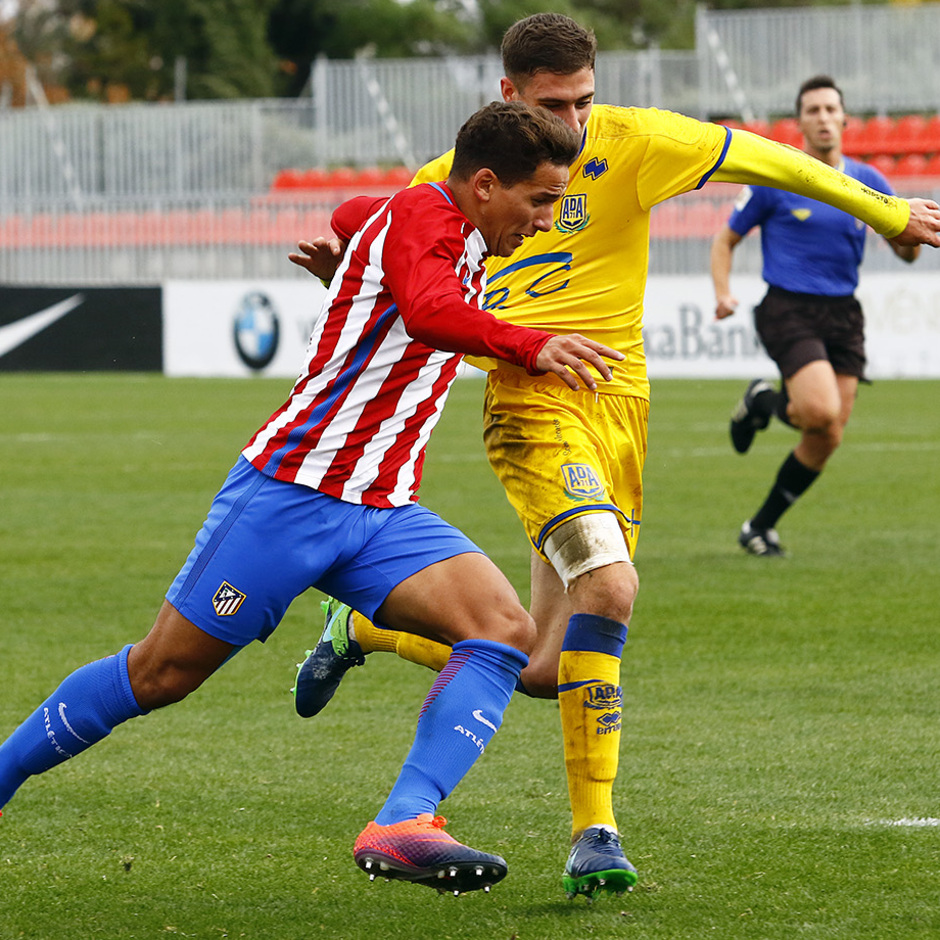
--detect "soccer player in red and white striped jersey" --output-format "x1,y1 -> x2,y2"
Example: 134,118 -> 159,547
0,101 -> 623,895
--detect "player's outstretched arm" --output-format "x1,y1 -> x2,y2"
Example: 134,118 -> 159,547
288,237 -> 347,282
535,335 -> 624,392
714,131 -> 940,245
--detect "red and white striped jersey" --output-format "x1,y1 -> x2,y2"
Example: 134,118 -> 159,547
242,182 -> 552,508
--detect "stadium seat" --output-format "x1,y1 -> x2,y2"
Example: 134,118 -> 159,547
888,114 -> 928,156
868,153 -> 896,178
921,115 -> 940,155
324,167 -> 357,188
354,166 -> 386,188
299,168 -> 329,188
841,116 -> 865,156
921,153 -> 940,177
384,165 -> 414,188
856,116 -> 894,157
894,153 -> 928,177
770,118 -> 801,148
271,168 -> 307,190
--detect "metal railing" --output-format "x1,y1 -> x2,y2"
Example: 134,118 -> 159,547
1,4 -> 940,284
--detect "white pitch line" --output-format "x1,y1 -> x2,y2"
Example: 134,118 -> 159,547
868,817 -> 940,828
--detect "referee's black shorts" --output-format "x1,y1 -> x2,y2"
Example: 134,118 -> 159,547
754,285 -> 866,380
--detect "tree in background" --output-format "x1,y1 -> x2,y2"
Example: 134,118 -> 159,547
7,0 -> 889,104
11,0 -> 279,101
267,0 -> 472,96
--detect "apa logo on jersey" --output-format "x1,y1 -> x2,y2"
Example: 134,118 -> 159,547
583,683 -> 623,710
561,463 -> 606,501
212,581 -> 247,617
555,194 -> 590,234
791,208 -> 812,222
233,291 -> 280,371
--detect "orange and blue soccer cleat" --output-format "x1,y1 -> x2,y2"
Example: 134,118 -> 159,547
353,814 -> 507,895
563,826 -> 638,900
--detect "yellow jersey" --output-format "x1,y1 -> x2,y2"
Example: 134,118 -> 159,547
413,105 -> 731,398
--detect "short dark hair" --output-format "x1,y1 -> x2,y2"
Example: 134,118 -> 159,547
501,13 -> 596,88
796,75 -> 845,115
450,101 -> 580,187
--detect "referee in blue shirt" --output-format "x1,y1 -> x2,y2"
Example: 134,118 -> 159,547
711,75 -> 920,556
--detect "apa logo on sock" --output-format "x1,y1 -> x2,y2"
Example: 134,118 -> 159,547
583,684 -> 622,710
212,581 -> 247,616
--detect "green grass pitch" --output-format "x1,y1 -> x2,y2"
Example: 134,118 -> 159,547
1,373 -> 938,939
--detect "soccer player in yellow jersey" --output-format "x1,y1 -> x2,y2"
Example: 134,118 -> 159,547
291,13 -> 940,900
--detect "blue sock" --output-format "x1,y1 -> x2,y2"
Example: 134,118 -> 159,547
375,638 -> 527,826
0,645 -> 146,809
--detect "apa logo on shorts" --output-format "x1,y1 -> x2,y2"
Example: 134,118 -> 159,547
555,194 -> 590,234
562,463 -> 605,501
212,581 -> 247,617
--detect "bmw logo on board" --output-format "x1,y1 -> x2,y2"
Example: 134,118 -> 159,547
233,291 -> 280,370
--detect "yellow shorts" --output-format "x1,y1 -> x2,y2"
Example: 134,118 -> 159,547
483,368 -> 649,562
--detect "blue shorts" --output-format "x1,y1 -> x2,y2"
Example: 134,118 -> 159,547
166,457 -> 482,646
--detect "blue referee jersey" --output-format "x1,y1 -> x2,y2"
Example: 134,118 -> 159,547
728,156 -> 894,296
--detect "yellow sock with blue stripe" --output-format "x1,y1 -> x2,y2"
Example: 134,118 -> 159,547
557,614 -> 628,837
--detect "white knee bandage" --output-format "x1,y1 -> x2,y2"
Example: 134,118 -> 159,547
543,512 -> 633,590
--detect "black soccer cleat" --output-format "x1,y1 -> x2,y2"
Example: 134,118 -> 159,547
730,378 -> 775,454
738,520 -> 785,557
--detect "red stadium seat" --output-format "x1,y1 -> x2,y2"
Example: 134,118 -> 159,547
324,167 -> 357,188
867,154 -> 896,178
920,153 -> 940,177
271,168 -> 307,190
894,153 -> 928,177
351,166 -> 382,187
921,115 -> 940,154
856,116 -> 894,157
383,165 -> 414,188
841,116 -> 866,156
299,168 -> 329,188
888,114 -> 928,156
770,118 -> 801,148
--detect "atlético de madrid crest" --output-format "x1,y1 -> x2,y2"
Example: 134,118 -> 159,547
555,194 -> 590,233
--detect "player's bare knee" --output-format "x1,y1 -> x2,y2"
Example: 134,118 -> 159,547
128,654 -> 204,710
492,606 -> 537,656
568,562 -> 638,624
798,401 -> 840,435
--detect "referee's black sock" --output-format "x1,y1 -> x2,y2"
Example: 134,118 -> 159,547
752,382 -> 794,428
773,382 -> 794,427
751,451 -> 820,530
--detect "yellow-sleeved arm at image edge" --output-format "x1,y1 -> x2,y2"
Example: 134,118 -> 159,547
712,130 -> 910,239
